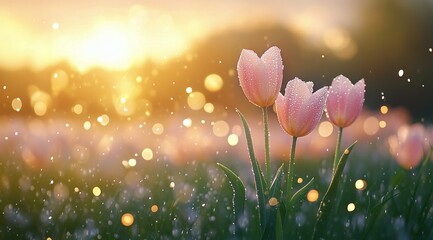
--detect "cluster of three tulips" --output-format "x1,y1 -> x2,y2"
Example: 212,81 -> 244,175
237,46 -> 365,194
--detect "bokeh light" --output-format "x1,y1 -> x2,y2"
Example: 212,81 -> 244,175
307,189 -> 319,202
355,179 -> 367,190
92,186 -> 101,197
347,203 -> 355,212
227,134 -> 239,146
97,114 -> 110,126
363,116 -> 379,135
142,148 -> 153,161
318,121 -> 334,137
203,103 -> 215,113
212,120 -> 229,137
151,204 -> 159,213
187,92 -> 206,110
121,213 -> 134,227
204,74 -> 224,92
268,197 -> 278,206
152,123 -> 164,135
380,105 -> 389,114
183,118 -> 192,128
11,98 -> 22,112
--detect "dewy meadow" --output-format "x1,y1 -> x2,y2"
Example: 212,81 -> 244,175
1,1 -> 433,239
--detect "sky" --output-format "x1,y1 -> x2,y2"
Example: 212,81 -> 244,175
0,0 -> 365,72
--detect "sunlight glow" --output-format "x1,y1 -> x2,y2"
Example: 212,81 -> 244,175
71,22 -> 133,71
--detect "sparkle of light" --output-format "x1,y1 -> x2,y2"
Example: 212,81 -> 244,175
186,87 -> 192,94
212,120 -> 229,137
92,186 -> 101,197
204,73 -> 224,92
187,91 -> 206,110
169,182 -> 175,188
355,179 -> 367,190
398,69 -> 404,77
307,189 -> 319,202
121,213 -> 134,227
379,120 -> 387,128
142,148 -> 153,161
11,98 -> 22,112
297,178 -> 303,184
318,121 -> 334,138
347,203 -> 355,212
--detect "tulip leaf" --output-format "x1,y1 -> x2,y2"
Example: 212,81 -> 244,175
217,163 -> 246,222
236,109 -> 268,235
312,141 -> 356,240
261,164 -> 284,240
265,164 -> 286,239
405,146 -> 433,223
289,177 -> 315,206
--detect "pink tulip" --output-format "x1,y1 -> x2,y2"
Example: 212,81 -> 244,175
326,75 -> 365,128
388,124 -> 426,170
275,78 -> 328,137
237,46 -> 283,107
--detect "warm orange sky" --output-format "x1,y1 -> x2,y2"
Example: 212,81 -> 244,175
0,1 -> 365,72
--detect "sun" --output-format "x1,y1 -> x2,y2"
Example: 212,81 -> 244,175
69,22 -> 135,71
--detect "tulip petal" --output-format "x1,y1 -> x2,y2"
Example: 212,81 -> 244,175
238,49 -> 267,105
297,86 -> 328,136
261,46 -> 283,104
327,75 -> 365,128
237,47 -> 283,107
276,78 -> 327,137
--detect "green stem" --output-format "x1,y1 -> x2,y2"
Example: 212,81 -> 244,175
333,127 -> 343,173
287,136 -> 297,201
262,106 -> 271,187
